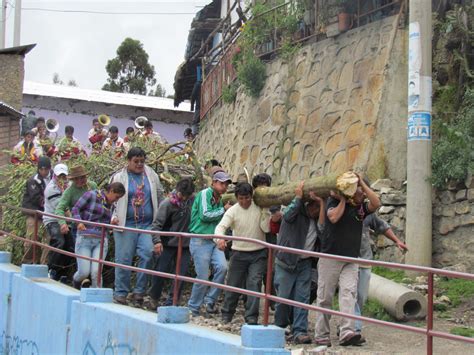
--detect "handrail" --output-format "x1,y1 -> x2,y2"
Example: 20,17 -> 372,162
1,203 -> 474,353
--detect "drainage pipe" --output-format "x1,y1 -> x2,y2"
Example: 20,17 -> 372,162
368,273 -> 427,321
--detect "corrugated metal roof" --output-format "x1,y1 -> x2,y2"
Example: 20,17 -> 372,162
0,101 -> 24,119
23,81 -> 191,112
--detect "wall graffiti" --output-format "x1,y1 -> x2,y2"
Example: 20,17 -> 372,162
83,332 -> 137,355
0,331 -> 40,355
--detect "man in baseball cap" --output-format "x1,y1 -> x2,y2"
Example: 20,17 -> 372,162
187,168 -> 233,316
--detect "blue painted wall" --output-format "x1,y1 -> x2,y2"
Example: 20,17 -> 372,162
0,258 -> 289,355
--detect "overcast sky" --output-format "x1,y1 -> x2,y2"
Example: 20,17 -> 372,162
4,0 -> 208,96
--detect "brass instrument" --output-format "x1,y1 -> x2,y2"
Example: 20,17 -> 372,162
134,116 -> 148,130
98,114 -> 111,126
46,118 -> 59,133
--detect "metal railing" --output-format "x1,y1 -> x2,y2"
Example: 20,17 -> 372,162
1,202 -> 473,354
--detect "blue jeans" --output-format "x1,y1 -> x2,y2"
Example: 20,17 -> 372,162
355,267 -> 371,332
73,233 -> 108,288
113,229 -> 154,298
188,238 -> 228,312
274,258 -> 312,336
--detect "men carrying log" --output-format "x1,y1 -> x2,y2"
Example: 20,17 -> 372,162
314,174 -> 380,347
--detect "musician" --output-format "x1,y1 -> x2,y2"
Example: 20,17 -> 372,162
141,121 -> 167,145
11,130 -> 42,164
57,125 -> 85,161
88,118 -> 108,150
102,126 -> 125,157
33,120 -> 56,158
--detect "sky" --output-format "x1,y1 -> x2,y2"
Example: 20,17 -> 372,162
3,0 -> 208,96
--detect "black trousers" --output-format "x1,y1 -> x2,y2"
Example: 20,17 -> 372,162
149,246 -> 191,306
221,249 -> 267,322
46,222 -> 75,279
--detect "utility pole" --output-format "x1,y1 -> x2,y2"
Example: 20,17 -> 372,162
406,0 -> 432,269
13,0 -> 21,46
0,0 -> 6,49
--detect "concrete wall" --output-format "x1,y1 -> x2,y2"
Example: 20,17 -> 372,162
0,55 -> 24,111
0,257 -> 288,355
195,15 -> 407,185
22,95 -> 193,151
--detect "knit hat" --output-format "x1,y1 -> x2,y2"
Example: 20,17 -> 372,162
37,156 -> 51,170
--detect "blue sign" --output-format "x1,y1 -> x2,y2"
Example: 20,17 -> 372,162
408,111 -> 431,141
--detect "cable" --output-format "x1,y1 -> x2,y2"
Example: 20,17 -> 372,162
21,7 -> 200,15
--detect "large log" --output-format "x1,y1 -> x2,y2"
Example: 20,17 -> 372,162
223,171 -> 359,207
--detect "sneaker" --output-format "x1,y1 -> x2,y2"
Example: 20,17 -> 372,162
113,296 -> 128,305
59,276 -> 69,284
356,334 -> 366,345
339,332 -> 361,346
49,269 -> 59,281
190,309 -> 200,317
245,317 -> 258,325
73,280 -> 81,290
314,338 -> 332,347
148,298 -> 159,312
205,303 -> 218,314
293,334 -> 312,345
81,279 -> 91,288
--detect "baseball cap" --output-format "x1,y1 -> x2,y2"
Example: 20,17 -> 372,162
53,164 -> 68,176
213,171 -> 232,183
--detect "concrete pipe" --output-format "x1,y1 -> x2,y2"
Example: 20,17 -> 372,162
368,273 -> 427,321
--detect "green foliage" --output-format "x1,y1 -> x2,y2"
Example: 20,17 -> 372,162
432,89 -> 474,188
362,299 -> 394,322
437,277 -> 474,307
102,37 -> 157,95
372,266 -> 406,283
235,51 -> 266,98
450,327 -> 474,338
221,81 -> 238,104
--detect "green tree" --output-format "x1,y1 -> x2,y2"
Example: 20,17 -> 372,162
102,37 -> 157,95
150,83 -> 167,97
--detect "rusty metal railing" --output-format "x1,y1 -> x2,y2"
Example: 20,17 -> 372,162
1,203 -> 473,354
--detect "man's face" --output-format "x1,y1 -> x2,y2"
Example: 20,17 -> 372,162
353,187 -> 365,205
110,132 -> 118,140
237,194 -> 252,209
73,175 -> 87,188
93,122 -> 102,130
106,192 -> 124,204
57,174 -> 67,183
38,167 -> 50,178
306,201 -> 320,219
66,132 -> 73,140
24,134 -> 33,143
145,127 -> 153,134
128,156 -> 145,174
177,191 -> 191,201
212,180 -> 229,195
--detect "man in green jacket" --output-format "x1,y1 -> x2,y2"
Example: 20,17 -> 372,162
55,165 -> 97,239
188,171 -> 232,317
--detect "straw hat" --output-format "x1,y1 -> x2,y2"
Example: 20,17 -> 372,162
68,165 -> 88,179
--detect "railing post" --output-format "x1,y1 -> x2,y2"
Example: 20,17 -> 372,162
263,248 -> 273,326
32,211 -> 39,264
97,226 -> 106,287
173,235 -> 183,306
427,272 -> 434,355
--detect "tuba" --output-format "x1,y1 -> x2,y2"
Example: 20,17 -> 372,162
46,118 -> 59,133
135,116 -> 148,130
98,114 -> 111,126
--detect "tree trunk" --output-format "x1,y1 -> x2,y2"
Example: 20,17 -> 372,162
223,171 -> 359,207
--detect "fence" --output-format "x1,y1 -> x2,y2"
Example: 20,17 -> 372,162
199,0 -> 403,120
1,202 -> 473,354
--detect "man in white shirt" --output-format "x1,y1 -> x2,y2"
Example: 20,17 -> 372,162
215,182 -> 270,325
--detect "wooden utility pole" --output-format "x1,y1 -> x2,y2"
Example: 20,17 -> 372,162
406,0 -> 432,269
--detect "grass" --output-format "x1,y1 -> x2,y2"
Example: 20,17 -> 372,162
362,299 -> 394,322
437,278 -> 474,307
372,266 -> 407,283
450,327 -> 474,338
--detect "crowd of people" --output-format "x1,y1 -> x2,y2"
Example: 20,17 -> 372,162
15,116 -> 409,348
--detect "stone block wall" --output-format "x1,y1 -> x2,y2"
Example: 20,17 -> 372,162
0,54 -> 24,111
195,15 -> 407,185
370,179 -> 474,273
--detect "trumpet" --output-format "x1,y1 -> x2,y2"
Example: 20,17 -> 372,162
135,116 -> 148,130
98,114 -> 111,126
